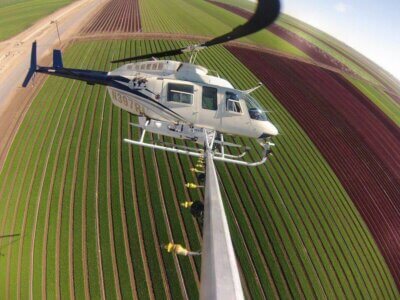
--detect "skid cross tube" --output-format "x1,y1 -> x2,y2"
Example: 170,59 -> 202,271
124,119 -> 273,167
123,138 -> 204,158
124,125 -> 269,166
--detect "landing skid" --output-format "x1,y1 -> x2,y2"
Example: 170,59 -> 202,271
124,117 -> 273,166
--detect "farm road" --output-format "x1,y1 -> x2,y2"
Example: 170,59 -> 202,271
0,0 -> 107,168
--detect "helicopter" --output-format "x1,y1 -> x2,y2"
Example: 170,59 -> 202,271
22,0 -> 280,166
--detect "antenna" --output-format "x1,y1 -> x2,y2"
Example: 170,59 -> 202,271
189,50 -> 200,64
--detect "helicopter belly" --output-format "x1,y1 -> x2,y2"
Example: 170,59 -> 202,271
108,87 -> 186,123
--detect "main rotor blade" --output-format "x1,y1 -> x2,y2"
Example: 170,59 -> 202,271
111,0 -> 280,63
201,0 -> 280,47
111,48 -> 187,63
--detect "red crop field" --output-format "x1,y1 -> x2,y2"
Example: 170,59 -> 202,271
208,1 -> 352,73
227,45 -> 400,288
80,0 -> 141,34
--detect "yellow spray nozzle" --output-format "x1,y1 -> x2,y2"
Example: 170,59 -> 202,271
190,168 -> 204,173
164,242 -> 174,252
181,201 -> 193,208
185,183 -> 201,189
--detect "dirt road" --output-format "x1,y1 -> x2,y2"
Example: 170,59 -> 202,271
0,0 -> 107,168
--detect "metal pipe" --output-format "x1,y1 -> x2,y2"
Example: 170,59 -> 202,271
124,138 -> 204,158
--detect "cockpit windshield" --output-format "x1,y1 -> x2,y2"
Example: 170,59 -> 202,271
242,93 -> 268,121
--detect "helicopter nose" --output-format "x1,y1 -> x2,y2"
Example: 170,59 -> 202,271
259,122 -> 279,138
266,122 -> 279,136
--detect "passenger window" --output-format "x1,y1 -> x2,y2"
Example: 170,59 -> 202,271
202,86 -> 218,110
226,92 -> 242,113
167,83 -> 194,104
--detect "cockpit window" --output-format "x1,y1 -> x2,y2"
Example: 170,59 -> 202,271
202,86 -> 218,110
242,94 -> 268,121
167,83 -> 194,104
226,92 -> 242,113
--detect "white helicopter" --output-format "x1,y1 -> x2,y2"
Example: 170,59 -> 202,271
23,0 -> 280,166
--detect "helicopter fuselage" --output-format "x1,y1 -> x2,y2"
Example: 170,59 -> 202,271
108,60 -> 278,139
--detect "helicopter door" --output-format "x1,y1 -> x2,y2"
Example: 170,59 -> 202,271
162,80 -> 199,123
222,90 -> 251,136
196,85 -> 221,130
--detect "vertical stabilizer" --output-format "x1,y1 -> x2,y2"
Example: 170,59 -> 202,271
53,49 -> 63,69
22,41 -> 37,87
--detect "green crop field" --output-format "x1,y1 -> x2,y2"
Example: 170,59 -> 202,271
0,0 -> 72,41
0,39 -> 397,299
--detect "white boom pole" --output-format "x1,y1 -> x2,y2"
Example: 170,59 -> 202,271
200,147 -> 244,300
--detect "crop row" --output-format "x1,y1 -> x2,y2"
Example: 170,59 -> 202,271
80,0 -> 141,34
227,44 -> 400,292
